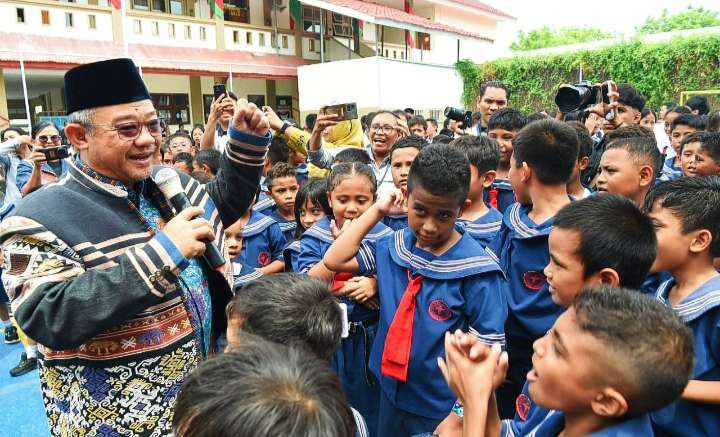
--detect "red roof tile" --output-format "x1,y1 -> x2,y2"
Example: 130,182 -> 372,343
444,0 -> 515,20
316,0 -> 494,41
0,32 -> 307,79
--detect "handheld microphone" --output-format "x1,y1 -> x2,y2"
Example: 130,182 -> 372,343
153,168 -> 226,270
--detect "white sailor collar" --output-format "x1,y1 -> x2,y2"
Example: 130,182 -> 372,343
241,210 -> 277,237
388,228 -> 501,280
655,275 -> 720,323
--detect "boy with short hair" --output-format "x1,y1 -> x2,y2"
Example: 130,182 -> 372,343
452,135 -> 503,248
488,119 -> 578,418
487,108 -> 528,213
173,334 -> 355,437
167,132 -> 196,157
565,122 -> 593,199
324,144 -> 506,435
266,162 -> 300,241
596,134 -> 661,206
679,132 -> 704,177
172,152 -> 195,174
382,135 -> 426,231
254,136 -> 291,214
686,131 -> 720,177
644,176 -> 720,435
440,286 -> 694,437
226,189 -> 287,274
661,114 -> 706,180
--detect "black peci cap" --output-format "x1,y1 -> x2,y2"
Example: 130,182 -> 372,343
64,58 -> 151,114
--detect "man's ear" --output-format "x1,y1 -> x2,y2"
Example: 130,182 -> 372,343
590,387 -> 628,418
64,123 -> 89,152
482,170 -> 497,188
326,191 -> 333,210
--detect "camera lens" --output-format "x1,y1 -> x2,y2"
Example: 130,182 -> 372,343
444,107 -> 465,122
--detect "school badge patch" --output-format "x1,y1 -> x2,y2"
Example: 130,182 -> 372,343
428,299 -> 453,321
522,271 -> 546,291
516,393 -> 532,421
257,251 -> 270,266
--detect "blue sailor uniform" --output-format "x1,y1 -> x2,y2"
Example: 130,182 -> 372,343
296,217 -> 393,436
283,239 -> 301,272
658,157 -> 683,182
488,202 -> 564,419
252,190 -> 276,214
237,210 -> 287,269
484,178 -> 515,214
268,209 -> 297,242
502,406 -> 655,436
231,261 -> 263,291
383,213 -> 409,231
356,228 -> 506,435
651,276 -> 720,437
457,206 -> 503,249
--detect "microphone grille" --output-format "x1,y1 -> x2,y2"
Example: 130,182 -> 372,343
153,168 -> 184,199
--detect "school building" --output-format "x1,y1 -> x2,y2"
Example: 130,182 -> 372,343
0,0 -> 513,131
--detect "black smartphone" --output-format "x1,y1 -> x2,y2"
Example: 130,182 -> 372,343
37,146 -> 70,161
325,103 -> 358,121
213,84 -> 226,99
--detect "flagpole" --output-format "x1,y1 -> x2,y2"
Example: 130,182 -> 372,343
121,0 -> 129,58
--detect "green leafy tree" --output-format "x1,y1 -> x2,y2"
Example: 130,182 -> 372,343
636,6 -> 720,34
510,26 -> 615,52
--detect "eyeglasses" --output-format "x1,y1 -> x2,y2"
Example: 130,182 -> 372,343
369,124 -> 397,135
38,135 -> 61,143
93,119 -> 164,141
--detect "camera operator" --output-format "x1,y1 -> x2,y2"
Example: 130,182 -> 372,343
581,83 -> 646,187
16,121 -> 71,195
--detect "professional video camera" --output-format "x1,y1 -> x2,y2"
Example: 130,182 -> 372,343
444,107 -> 473,129
555,80 -> 616,113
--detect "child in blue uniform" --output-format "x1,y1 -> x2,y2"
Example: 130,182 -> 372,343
438,286 -> 694,437
685,131 -> 720,177
382,136 -> 426,231
453,135 -> 503,249
660,114 -> 705,181
596,130 -> 661,206
486,108 -> 528,213
283,178 -> 332,271
644,177 -> 720,436
297,162 -> 392,436
488,119 -> 578,418
435,193 -> 659,434
265,162 -> 299,241
225,196 -> 286,274
254,136 -> 292,214
324,144 -> 506,436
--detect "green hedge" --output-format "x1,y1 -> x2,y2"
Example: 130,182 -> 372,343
457,34 -> 720,113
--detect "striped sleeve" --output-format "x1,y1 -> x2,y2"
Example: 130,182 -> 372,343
0,216 -> 181,350
355,240 -> 377,276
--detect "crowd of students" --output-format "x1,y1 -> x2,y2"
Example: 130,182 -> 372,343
2,76 -> 720,437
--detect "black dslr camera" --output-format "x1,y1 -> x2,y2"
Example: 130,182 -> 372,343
555,80 -> 616,113
444,107 -> 473,129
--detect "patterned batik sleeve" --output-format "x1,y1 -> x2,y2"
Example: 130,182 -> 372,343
462,273 -> 507,347
354,239 -> 377,276
0,215 -> 188,350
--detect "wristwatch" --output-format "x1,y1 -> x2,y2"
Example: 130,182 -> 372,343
279,122 -> 290,135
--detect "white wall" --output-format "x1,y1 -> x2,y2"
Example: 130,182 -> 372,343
125,13 -> 217,48
2,1 -> 113,41
298,56 -> 463,112
224,25 -> 296,56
